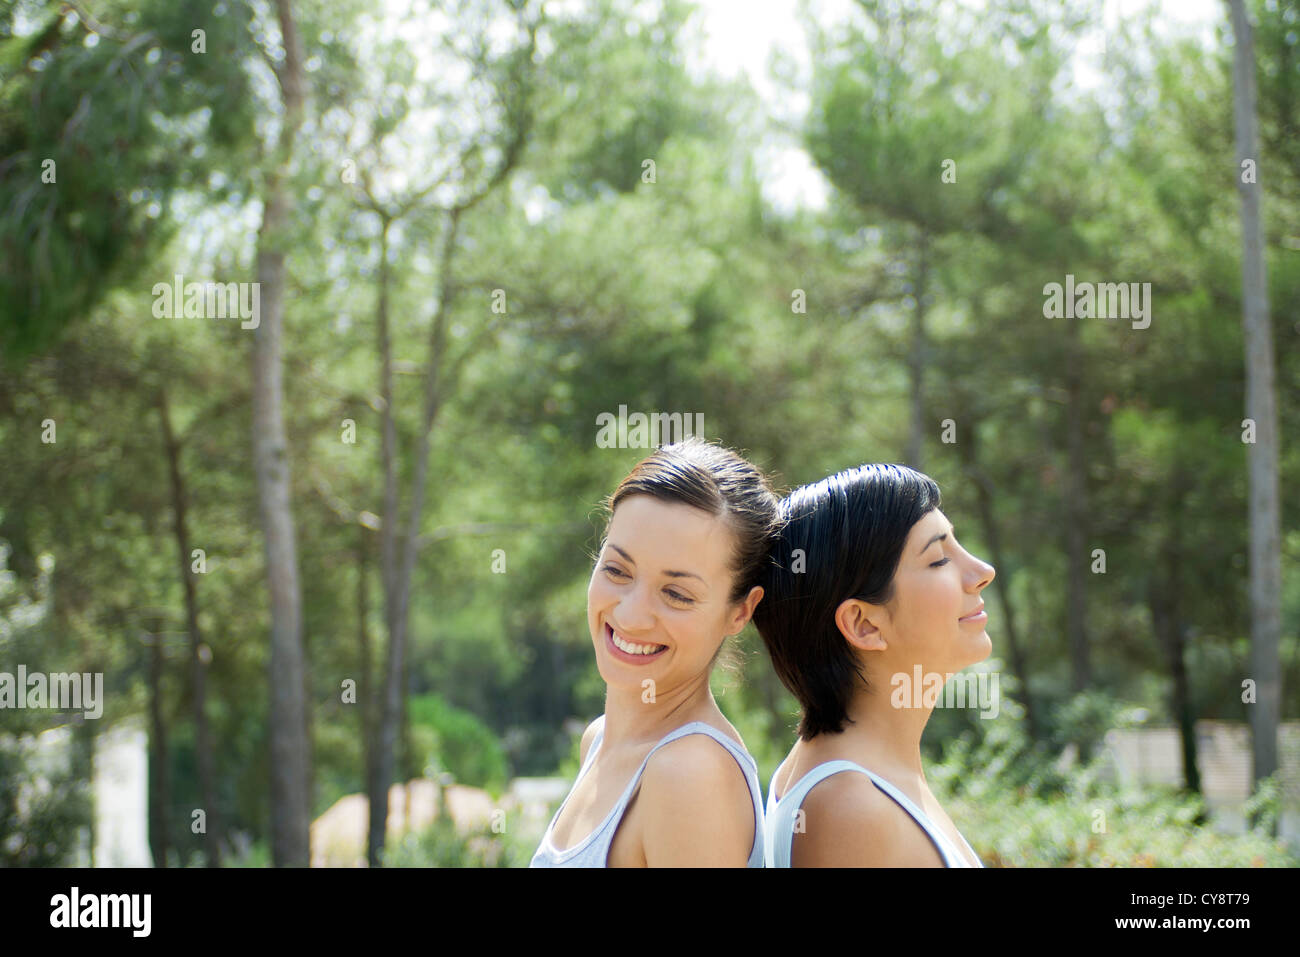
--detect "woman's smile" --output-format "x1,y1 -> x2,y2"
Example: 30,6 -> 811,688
604,621 -> 669,662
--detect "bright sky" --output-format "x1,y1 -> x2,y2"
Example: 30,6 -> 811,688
682,0 -> 1225,213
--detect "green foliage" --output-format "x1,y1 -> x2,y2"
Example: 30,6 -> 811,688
530,0 -> 730,199
0,731 -> 92,866
946,783 -> 1296,868
0,0 -> 259,361
408,693 -> 509,795
1242,772 -> 1283,835
224,837 -> 272,868
1043,690 -> 1149,760
932,709 -> 1299,866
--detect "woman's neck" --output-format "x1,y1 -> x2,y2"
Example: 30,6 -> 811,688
602,673 -> 716,746
815,682 -> 933,783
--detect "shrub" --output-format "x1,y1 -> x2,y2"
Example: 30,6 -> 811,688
930,705 -> 1298,867
407,693 -> 508,794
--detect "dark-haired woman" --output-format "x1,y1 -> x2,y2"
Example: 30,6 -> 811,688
530,437 -> 780,867
753,464 -> 994,867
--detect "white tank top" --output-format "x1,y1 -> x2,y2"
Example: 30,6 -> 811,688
765,759 -> 982,868
531,716 -> 765,867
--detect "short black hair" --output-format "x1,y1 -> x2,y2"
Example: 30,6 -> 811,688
751,463 -> 941,739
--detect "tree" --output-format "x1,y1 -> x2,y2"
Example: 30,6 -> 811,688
340,0 -> 544,866
1228,0 -> 1282,808
252,0 -> 311,867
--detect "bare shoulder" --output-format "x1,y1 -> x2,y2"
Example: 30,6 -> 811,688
645,730 -> 749,785
577,715 -> 605,765
794,770 -> 940,867
637,731 -> 754,866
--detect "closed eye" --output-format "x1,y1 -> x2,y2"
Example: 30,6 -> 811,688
930,528 -> 957,567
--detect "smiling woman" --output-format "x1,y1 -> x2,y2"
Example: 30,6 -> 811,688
529,437 -> 782,868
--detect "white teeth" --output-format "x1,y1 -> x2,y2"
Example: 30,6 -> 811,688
610,627 -> 662,656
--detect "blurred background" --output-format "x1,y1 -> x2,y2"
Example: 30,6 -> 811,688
1,0 -> 1297,867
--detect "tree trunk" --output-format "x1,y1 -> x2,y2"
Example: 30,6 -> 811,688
373,208 -> 462,863
73,718 -> 95,867
905,235 -> 929,470
365,10 -> 537,857
357,529 -> 378,861
253,0 -> 310,868
158,387 -> 221,866
400,653 -> 414,782
146,629 -> 169,868
368,218 -> 397,867
1063,310 -> 1091,698
1230,0 -> 1282,812
1147,529 -> 1201,795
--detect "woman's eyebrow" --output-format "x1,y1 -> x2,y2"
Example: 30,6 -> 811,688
607,542 -> 706,582
918,524 -> 955,555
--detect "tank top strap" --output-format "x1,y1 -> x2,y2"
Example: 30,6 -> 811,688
641,722 -> 765,866
851,767 -> 973,868
531,717 -> 765,867
647,720 -> 756,770
766,760 -> 981,868
765,760 -> 864,867
580,714 -> 607,772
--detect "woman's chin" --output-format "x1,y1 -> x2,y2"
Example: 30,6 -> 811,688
952,631 -> 993,669
593,656 -> 650,690
593,656 -> 618,686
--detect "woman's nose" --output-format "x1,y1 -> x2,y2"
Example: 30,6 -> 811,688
964,550 -> 995,588
616,588 -> 656,630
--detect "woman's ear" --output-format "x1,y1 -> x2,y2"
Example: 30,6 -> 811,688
835,597 -> 887,652
727,585 -> 764,636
